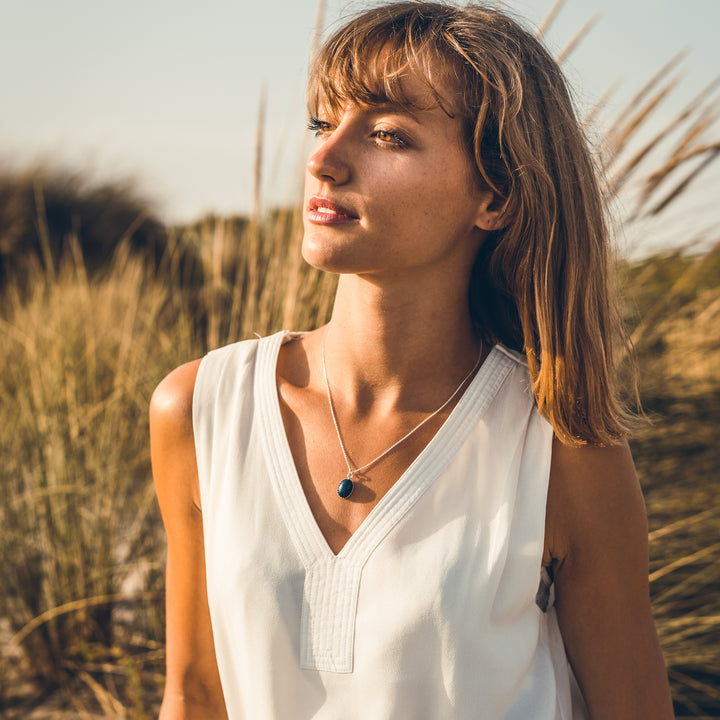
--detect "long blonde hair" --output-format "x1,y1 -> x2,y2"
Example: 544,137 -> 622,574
309,1 -> 635,445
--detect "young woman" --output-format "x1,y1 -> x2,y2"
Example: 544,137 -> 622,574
150,3 -> 674,718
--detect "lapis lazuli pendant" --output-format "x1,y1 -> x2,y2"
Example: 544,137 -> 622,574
337,476 -> 354,499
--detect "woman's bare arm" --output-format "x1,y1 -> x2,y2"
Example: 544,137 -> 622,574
546,438 -> 674,719
150,360 -> 228,720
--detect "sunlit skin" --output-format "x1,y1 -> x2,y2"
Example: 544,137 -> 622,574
302,93 -> 496,279
150,62 -> 674,719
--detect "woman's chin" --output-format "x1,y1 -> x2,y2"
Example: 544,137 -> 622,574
301,237 -> 361,274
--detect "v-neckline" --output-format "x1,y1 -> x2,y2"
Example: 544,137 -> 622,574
256,330 -> 514,567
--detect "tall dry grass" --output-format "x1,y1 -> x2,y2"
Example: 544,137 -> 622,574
0,240 -> 181,709
620,244 -> 720,717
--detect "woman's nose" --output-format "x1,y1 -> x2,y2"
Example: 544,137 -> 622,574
306,130 -> 351,185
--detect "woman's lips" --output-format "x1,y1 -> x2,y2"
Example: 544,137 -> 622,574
306,196 -> 359,225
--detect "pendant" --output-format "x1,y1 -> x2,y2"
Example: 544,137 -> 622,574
337,476 -> 354,499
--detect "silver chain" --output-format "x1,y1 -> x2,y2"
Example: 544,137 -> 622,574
321,326 -> 483,479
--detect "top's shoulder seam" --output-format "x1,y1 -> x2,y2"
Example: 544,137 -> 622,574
205,334 -> 261,361
493,343 -> 528,368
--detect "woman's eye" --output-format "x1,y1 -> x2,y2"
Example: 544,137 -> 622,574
373,129 -> 408,149
308,118 -> 332,136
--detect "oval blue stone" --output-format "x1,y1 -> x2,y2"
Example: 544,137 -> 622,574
337,477 -> 354,499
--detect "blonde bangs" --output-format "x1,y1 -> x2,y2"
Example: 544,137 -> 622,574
307,10 -> 460,119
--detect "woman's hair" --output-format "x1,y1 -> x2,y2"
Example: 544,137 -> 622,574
308,1 -> 635,446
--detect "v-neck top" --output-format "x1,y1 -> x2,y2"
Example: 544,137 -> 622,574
193,331 -> 588,719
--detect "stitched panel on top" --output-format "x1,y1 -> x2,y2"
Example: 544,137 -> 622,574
300,558 -> 363,672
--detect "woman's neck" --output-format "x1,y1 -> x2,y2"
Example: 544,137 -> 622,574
322,272 -> 483,413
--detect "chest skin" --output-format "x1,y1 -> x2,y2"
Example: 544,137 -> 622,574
276,337 -> 459,555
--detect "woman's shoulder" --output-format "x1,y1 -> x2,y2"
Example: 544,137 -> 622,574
150,359 -> 204,441
150,332 -> 290,433
149,360 -> 205,511
545,437 -> 646,569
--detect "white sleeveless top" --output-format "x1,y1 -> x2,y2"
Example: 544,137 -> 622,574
193,331 -> 588,719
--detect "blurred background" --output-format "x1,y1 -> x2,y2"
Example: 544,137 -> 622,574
0,0 -> 718,717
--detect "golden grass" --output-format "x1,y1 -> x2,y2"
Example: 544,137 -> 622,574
624,245 -> 720,716
0,243 -> 176,695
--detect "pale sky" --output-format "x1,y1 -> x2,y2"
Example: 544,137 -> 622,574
1,0 -> 718,253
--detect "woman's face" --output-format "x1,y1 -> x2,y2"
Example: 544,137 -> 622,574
302,65 -> 493,279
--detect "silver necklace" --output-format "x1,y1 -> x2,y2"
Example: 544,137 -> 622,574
321,328 -> 483,499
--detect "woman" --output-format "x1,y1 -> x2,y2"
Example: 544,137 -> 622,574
150,3 -> 674,718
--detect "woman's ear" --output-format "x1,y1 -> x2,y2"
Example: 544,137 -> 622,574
474,191 -> 512,232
